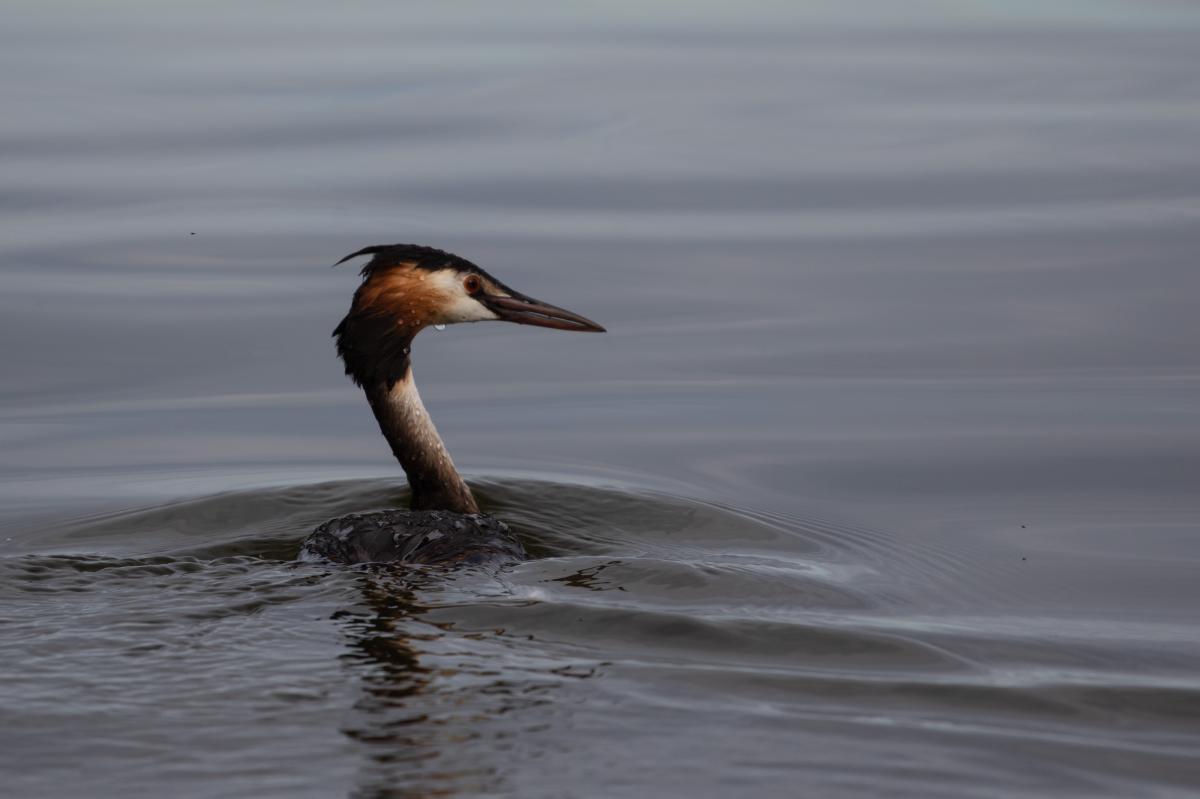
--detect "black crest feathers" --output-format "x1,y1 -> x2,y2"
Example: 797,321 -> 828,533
334,243 -> 481,277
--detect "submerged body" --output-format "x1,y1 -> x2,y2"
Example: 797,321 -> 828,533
299,243 -> 603,566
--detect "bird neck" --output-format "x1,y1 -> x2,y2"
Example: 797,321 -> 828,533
364,371 -> 480,514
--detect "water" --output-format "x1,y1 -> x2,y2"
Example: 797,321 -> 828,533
3,2 -> 1200,797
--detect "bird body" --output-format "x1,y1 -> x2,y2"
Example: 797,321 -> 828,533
299,509 -> 524,566
299,244 -> 603,565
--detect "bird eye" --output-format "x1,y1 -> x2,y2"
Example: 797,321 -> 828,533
463,274 -> 482,295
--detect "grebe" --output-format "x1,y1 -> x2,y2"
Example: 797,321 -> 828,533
299,244 -> 604,566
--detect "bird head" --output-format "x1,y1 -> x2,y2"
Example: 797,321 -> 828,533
333,244 -> 604,388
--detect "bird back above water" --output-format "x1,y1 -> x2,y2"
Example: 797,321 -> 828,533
299,509 -> 525,567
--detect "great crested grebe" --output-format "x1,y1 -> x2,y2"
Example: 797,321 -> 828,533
299,244 -> 604,566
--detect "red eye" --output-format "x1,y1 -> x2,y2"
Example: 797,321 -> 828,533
463,274 -> 482,294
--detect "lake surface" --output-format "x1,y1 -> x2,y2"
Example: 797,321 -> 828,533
2,2 -> 1200,797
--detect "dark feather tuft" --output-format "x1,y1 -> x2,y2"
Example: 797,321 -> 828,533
334,245 -> 389,267
334,243 -> 482,277
333,309 -> 413,391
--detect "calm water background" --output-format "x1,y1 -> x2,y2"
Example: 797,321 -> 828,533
3,2 -> 1200,797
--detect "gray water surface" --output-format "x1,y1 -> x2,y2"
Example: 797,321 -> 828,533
2,2 -> 1200,797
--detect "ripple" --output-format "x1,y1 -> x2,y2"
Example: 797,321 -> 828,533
3,478 -> 1199,797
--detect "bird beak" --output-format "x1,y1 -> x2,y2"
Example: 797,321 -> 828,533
483,290 -> 606,332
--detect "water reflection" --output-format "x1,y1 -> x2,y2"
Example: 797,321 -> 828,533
335,564 -> 601,797
548,559 -> 626,592
337,572 -> 451,797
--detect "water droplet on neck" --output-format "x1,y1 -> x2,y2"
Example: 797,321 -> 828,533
434,324 -> 446,331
